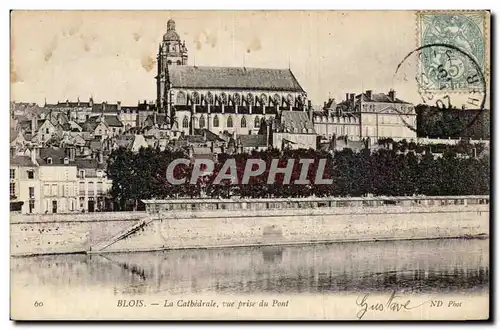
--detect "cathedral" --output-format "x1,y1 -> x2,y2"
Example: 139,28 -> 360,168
155,19 -> 309,136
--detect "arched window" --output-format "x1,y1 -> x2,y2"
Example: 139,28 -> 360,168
220,93 -> 228,105
227,116 -> 233,128
176,60 -> 181,65
260,94 -> 267,106
213,115 -> 219,127
167,60 -> 172,65
182,116 -> 189,128
273,93 -> 281,105
241,116 -> 247,128
206,92 -> 214,105
192,92 -> 200,105
199,115 -> 205,128
233,93 -> 241,106
247,93 -> 254,106
176,91 -> 186,105
254,116 -> 260,128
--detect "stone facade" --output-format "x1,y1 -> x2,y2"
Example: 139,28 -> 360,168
156,19 -> 308,136
314,90 -> 417,141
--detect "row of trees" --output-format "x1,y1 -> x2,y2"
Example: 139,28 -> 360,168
107,146 -> 490,210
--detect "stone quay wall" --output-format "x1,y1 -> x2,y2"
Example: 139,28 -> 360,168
10,203 -> 488,256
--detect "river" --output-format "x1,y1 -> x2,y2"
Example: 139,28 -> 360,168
11,238 -> 489,296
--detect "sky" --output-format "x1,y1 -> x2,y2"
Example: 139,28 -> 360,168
10,10 -> 488,108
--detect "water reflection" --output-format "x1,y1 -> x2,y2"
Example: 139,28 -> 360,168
11,239 -> 489,295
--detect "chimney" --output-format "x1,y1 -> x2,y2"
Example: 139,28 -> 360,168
324,101 -> 327,109
366,90 -> 372,100
153,111 -> 157,126
89,97 -> 94,107
117,101 -> 121,110
345,93 -> 349,101
350,93 -> 355,110
388,89 -> 396,101
30,147 -> 39,165
31,115 -> 37,133
77,97 -> 80,106
97,151 -> 104,164
66,146 -> 76,161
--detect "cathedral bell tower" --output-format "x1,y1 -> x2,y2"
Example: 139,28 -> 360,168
156,19 -> 188,112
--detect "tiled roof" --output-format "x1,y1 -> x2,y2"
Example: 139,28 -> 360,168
40,147 -> 66,160
169,66 -> 305,92
184,135 -> 206,144
137,102 -> 157,111
359,93 -> 411,104
45,101 -> 92,108
144,114 -> 169,126
72,158 -> 106,170
103,115 -> 124,127
92,103 -> 119,113
82,116 -> 101,132
279,111 -> 315,134
193,128 -> 224,142
11,155 -> 35,166
11,102 -> 42,113
237,134 -> 267,148
18,120 -> 32,131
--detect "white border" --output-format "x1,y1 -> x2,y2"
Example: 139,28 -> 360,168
2,0 -> 498,329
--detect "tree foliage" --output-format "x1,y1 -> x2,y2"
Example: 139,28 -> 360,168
106,143 -> 490,210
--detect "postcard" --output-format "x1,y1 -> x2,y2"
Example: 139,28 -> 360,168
10,10 -> 490,320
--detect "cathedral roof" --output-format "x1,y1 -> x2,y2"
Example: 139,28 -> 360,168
168,66 -> 305,92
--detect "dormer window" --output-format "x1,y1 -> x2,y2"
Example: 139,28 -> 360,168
46,157 -> 53,164
63,157 -> 69,165
79,170 -> 85,179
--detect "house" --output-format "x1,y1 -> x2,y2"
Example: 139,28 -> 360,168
74,155 -> 112,212
235,134 -> 268,153
273,111 -> 317,150
10,155 -> 41,214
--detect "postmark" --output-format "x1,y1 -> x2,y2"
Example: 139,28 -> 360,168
393,43 -> 487,137
417,11 -> 488,92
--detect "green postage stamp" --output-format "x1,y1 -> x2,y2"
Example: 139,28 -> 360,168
417,11 -> 489,92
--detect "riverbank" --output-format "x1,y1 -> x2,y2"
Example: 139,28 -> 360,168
10,196 -> 489,256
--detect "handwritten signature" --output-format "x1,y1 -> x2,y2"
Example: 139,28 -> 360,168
355,291 -> 430,320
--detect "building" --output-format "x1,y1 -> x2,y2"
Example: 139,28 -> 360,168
313,90 -> 417,141
155,19 -> 309,137
10,149 -> 80,214
38,148 -> 79,214
74,156 -> 112,212
10,155 -> 40,214
273,111 -> 317,150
